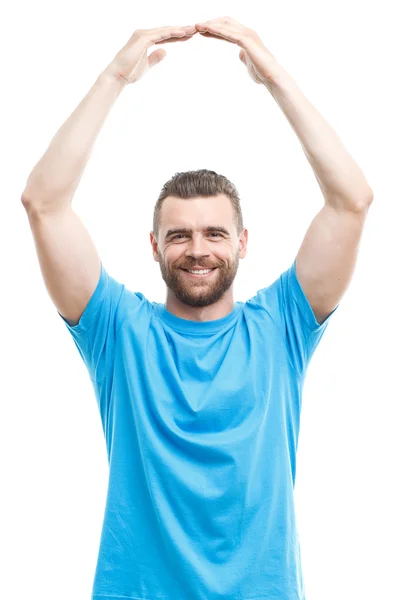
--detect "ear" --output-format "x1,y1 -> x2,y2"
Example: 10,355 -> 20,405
150,232 -> 159,261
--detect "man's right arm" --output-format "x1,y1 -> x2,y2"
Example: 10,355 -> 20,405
21,70 -> 127,326
21,25 -> 197,325
21,70 -> 126,214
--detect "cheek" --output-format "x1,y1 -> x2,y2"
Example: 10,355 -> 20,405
164,247 -> 184,266
216,247 -> 232,260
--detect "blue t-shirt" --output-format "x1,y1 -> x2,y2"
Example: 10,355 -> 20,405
58,259 -> 338,600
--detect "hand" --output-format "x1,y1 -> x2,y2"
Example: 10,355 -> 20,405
195,16 -> 281,85
104,25 -> 198,85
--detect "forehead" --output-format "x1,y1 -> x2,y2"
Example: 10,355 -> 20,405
160,194 -> 234,231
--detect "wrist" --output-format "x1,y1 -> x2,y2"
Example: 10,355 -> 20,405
99,65 -> 129,91
262,62 -> 292,92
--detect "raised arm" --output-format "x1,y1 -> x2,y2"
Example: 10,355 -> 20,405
194,16 -> 374,324
21,24 -> 197,325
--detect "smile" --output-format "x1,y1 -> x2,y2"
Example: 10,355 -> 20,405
180,268 -> 217,278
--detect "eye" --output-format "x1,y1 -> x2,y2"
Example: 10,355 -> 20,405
171,232 -> 222,241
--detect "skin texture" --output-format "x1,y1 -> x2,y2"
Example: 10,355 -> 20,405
150,195 -> 248,322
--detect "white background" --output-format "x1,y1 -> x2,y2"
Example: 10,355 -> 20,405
2,1 -> 399,599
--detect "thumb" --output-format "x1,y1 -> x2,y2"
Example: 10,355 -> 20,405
148,48 -> 167,68
239,49 -> 247,63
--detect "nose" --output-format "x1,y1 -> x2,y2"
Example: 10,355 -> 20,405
185,233 -> 211,258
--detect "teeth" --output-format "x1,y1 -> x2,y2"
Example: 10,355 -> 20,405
187,269 -> 213,275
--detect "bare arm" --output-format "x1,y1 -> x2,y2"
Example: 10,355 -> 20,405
193,17 -> 373,328
21,71 -> 126,213
21,24 -> 197,326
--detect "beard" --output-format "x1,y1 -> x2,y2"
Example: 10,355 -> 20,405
158,248 -> 240,308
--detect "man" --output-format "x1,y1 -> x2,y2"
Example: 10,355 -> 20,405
21,17 -> 373,600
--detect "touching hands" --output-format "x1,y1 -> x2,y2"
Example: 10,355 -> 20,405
105,16 -> 281,86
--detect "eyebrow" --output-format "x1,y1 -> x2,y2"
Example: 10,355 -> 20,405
164,226 -> 230,239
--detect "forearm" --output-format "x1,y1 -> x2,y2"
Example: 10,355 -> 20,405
21,69 -> 127,212
265,66 -> 373,210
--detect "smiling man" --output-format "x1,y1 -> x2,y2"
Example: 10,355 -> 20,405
21,17 -> 373,600
152,188 -> 246,321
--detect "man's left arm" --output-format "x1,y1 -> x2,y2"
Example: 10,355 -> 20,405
266,68 -> 373,325
194,17 -> 374,325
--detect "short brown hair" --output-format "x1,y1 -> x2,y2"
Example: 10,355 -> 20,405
153,169 -> 244,241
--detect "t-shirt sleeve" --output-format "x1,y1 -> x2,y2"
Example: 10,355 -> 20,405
248,258 -> 339,376
57,262 -> 126,383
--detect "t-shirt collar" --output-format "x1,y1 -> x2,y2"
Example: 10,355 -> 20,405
154,301 -> 243,334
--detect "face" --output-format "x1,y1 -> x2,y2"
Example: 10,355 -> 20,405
150,194 -> 248,308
